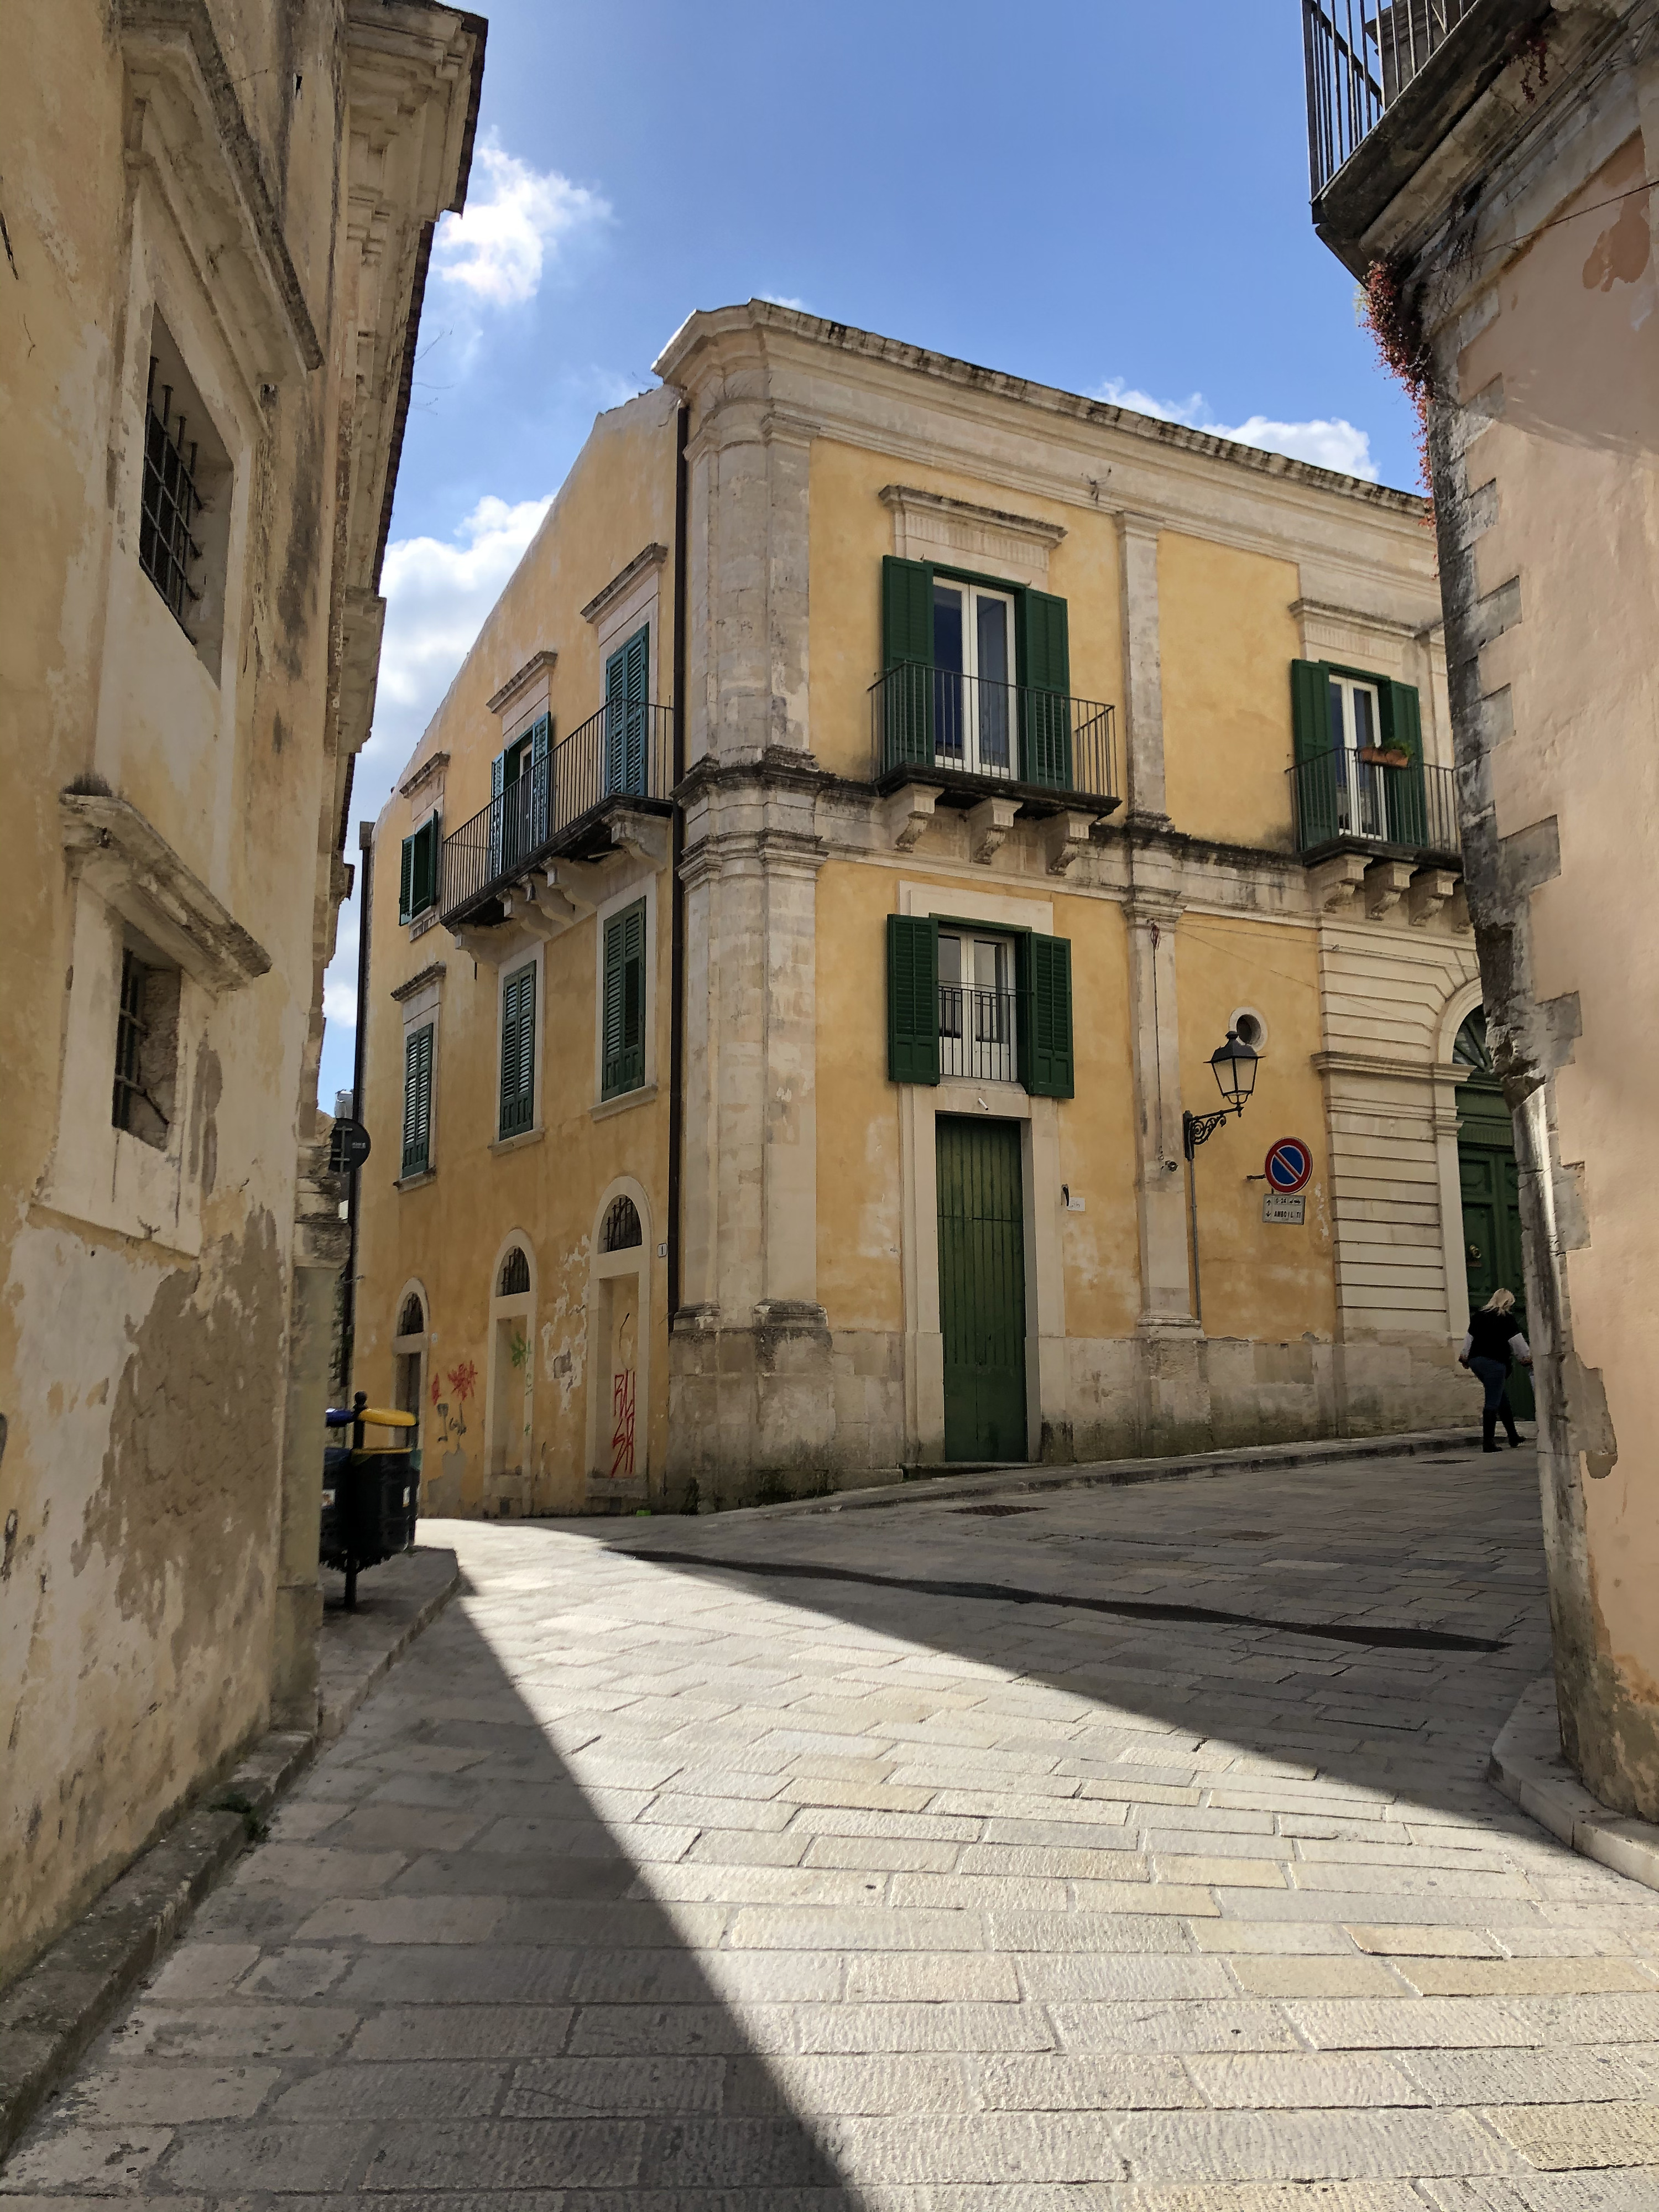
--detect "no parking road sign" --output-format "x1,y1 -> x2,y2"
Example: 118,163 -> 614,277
1264,1137 -> 1313,1195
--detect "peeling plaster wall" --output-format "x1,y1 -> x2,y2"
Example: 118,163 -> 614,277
1422,92 -> 1659,1817
0,0 -> 479,1985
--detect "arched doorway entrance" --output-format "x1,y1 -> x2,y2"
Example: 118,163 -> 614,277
1454,1009 -> 1534,1422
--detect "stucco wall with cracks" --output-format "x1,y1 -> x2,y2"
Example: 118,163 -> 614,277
1415,45 -> 1659,1816
0,0 -> 482,1985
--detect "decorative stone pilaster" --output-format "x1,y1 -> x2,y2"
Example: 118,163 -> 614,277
1117,514 -> 1169,827
1125,851 -> 1208,1452
670,753 -> 834,1503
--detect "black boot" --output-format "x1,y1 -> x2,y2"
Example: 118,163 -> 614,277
1483,1408 -> 1499,1452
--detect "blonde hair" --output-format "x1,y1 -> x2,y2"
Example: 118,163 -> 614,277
1483,1288 -> 1516,1314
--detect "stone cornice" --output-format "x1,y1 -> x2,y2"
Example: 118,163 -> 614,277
399,749 -> 450,799
486,653 -> 557,717
675,748 -> 837,807
390,961 -> 446,1003
120,0 -> 324,381
659,301 -> 1430,521
580,545 -> 669,626
61,790 -> 270,994
1314,1050 -> 1470,1084
879,484 -> 1066,547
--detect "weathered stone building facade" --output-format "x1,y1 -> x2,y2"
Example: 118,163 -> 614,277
1302,0 -> 1659,1820
0,1 -> 483,1988
358,302 -> 1504,1516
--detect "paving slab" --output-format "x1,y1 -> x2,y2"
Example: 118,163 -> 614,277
8,1446 -> 1659,2199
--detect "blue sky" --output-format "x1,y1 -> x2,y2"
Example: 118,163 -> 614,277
319,0 -> 1415,1108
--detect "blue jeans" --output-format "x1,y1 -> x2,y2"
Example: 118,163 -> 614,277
1470,1355 -> 1514,1419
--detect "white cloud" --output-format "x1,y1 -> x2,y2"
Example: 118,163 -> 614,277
758,293 -> 810,312
319,492 -> 553,1092
1095,376 -> 1379,483
432,139 -> 610,308
373,493 -> 554,747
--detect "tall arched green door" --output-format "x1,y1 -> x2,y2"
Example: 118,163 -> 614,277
1454,1011 -> 1535,1421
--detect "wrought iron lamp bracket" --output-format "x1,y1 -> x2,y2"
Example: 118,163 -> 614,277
1182,1105 -> 1239,1161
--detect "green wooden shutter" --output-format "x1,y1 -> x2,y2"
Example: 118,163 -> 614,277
886,914 -> 940,1086
1379,678 -> 1428,847
1289,659 -> 1338,851
879,556 -> 934,772
487,749 -> 506,880
499,964 -> 535,1137
529,715 -> 552,843
1017,932 -> 1074,1099
1016,591 -> 1073,788
405,815 -> 439,917
602,900 -> 647,1098
605,628 -> 649,795
401,1024 -> 433,1176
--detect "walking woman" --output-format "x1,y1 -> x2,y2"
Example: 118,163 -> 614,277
1460,1288 -> 1531,1451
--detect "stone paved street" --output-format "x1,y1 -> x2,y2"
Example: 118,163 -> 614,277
7,1443 -> 1659,2208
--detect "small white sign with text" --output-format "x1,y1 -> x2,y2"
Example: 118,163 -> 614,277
1262,1193 -> 1306,1225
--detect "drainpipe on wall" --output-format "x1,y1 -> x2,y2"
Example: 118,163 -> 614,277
666,403 -> 689,1369
342,819 -> 374,1393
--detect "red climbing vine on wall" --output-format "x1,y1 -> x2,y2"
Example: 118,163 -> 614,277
1359,258 -> 1436,520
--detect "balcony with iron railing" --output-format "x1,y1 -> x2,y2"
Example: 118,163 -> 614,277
869,664 -> 1119,816
1288,750 -> 1460,863
440,701 -> 672,928
1303,1 -> 1483,197
940,984 -> 1018,1085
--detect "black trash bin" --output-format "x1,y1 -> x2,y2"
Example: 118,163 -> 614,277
321,1394 -> 420,1608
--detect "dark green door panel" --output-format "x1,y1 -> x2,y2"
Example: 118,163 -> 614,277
1458,1084 -> 1535,1421
936,1117 -> 1028,1463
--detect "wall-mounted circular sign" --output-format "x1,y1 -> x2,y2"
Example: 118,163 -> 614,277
1265,1138 -> 1313,1194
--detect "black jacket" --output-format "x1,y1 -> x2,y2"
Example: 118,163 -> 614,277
1468,1307 -> 1522,1366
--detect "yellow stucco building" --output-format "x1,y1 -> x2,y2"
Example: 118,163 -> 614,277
359,302 -> 1497,1515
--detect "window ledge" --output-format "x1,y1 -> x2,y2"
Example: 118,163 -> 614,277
409,908 -> 439,940
591,1082 -> 658,1124
397,1168 -> 437,1191
491,1125 -> 545,1156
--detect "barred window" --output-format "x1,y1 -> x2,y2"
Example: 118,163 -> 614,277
136,317 -> 232,676
140,360 -> 206,636
397,1293 -> 425,1338
498,1247 -> 530,1297
601,1195 -> 642,1252
112,944 -> 181,1151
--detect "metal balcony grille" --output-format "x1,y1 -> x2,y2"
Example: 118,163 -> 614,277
1303,0 -> 1480,196
112,948 -> 149,1133
440,700 -> 672,925
940,985 -> 1018,1085
869,666 -> 1118,809
1287,753 -> 1461,859
139,358 -> 205,635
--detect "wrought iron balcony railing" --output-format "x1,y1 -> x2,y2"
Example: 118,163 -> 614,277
440,701 -> 672,926
940,984 -> 1018,1085
1288,751 -> 1460,861
1303,0 -> 1480,197
869,665 -> 1118,811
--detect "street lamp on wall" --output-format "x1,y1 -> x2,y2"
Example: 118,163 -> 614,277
1182,1028 -> 1260,1160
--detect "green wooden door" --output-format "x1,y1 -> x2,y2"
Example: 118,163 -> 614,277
1457,1082 -> 1535,1420
936,1117 -> 1028,1462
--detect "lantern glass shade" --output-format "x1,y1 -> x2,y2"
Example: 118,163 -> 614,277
1210,1028 -> 1259,1112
